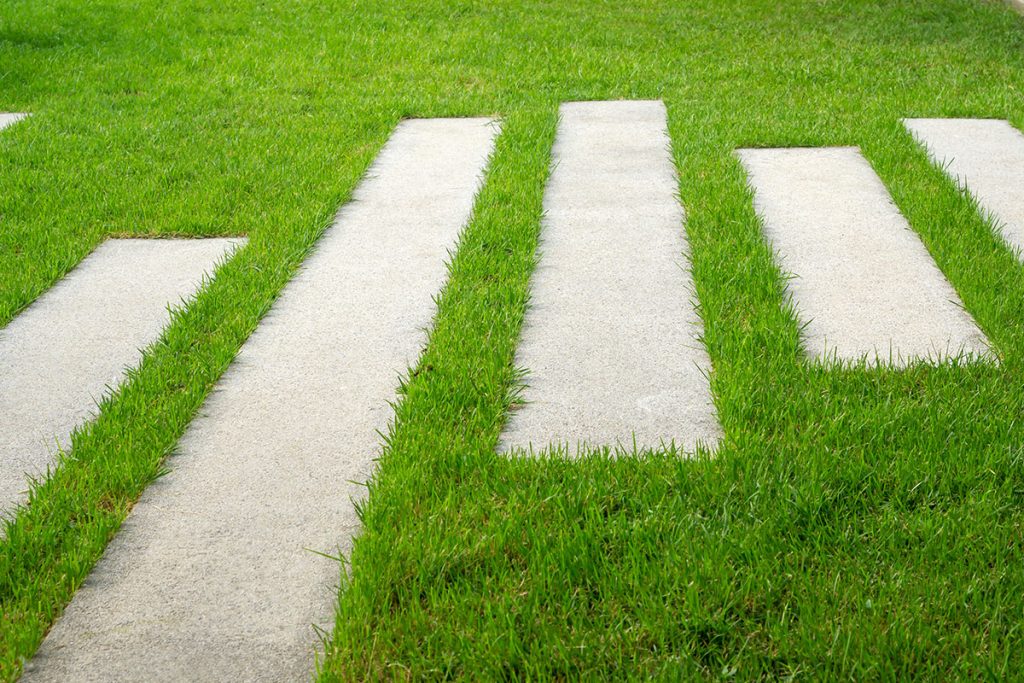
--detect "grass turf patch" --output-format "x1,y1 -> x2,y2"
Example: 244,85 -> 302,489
1,0 -> 1023,679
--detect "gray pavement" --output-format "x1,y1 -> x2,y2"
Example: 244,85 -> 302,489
24,118 -> 498,682
737,146 -> 991,365
0,113 -> 27,131
500,100 -> 721,455
904,118 -> 1024,260
0,238 -> 242,517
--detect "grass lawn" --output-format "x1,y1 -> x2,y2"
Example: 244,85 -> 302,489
2,0 -> 1024,679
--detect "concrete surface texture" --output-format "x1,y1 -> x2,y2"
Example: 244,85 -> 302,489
0,113 -> 27,131
737,146 -> 991,365
500,100 -> 721,455
0,238 -> 242,518
25,118 -> 499,682
903,118 -> 1024,259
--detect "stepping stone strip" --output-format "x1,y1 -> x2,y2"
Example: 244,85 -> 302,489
501,100 -> 721,455
737,146 -> 991,365
0,238 -> 242,517
0,113 -> 27,131
904,118 -> 1024,259
26,118 -> 499,682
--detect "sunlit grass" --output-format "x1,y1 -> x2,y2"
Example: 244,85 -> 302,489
1,0 -> 1022,679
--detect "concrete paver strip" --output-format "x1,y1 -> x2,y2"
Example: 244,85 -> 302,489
0,113 -> 28,131
0,238 -> 243,517
737,146 -> 991,365
24,117 -> 499,682
500,100 -> 721,455
904,118 -> 1024,259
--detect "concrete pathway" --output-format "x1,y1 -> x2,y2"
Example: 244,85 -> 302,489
501,100 -> 721,455
0,113 -> 27,131
25,118 -> 498,682
904,118 -> 1024,259
0,238 -> 241,517
737,147 -> 991,365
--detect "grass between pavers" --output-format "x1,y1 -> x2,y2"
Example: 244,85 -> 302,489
1,0 -> 1024,679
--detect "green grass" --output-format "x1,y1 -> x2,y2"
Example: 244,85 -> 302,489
1,0 -> 1023,679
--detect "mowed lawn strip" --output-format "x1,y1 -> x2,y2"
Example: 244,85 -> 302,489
736,146 -> 990,365
323,3 -> 1024,679
904,117 -> 1024,257
0,238 -> 241,517
25,118 -> 498,681
0,7 -> 406,673
0,0 -> 1023,679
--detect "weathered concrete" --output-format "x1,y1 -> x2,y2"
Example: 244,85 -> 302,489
0,113 -> 27,131
0,238 -> 242,517
25,118 -> 498,682
904,118 -> 1024,259
500,100 -> 721,456
737,147 -> 991,365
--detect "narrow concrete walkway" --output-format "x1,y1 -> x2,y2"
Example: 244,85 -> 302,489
25,118 -> 499,682
501,100 -> 721,455
0,113 -> 27,131
738,147 -> 991,365
904,118 -> 1024,259
0,238 -> 241,517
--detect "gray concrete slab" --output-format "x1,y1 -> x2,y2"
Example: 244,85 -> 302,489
737,147 -> 991,365
25,117 -> 499,682
0,113 -> 27,131
904,118 -> 1024,259
0,238 -> 243,517
500,100 -> 721,456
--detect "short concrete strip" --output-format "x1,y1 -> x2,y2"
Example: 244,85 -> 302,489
0,113 -> 28,131
500,100 -> 721,455
0,238 -> 243,517
737,147 -> 991,365
904,118 -> 1024,258
25,118 -> 499,682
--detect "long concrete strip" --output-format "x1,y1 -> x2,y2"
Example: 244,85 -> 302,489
903,118 -> 1024,258
0,238 -> 242,517
500,100 -> 721,456
25,118 -> 499,682
737,147 -> 991,365
0,113 -> 28,131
